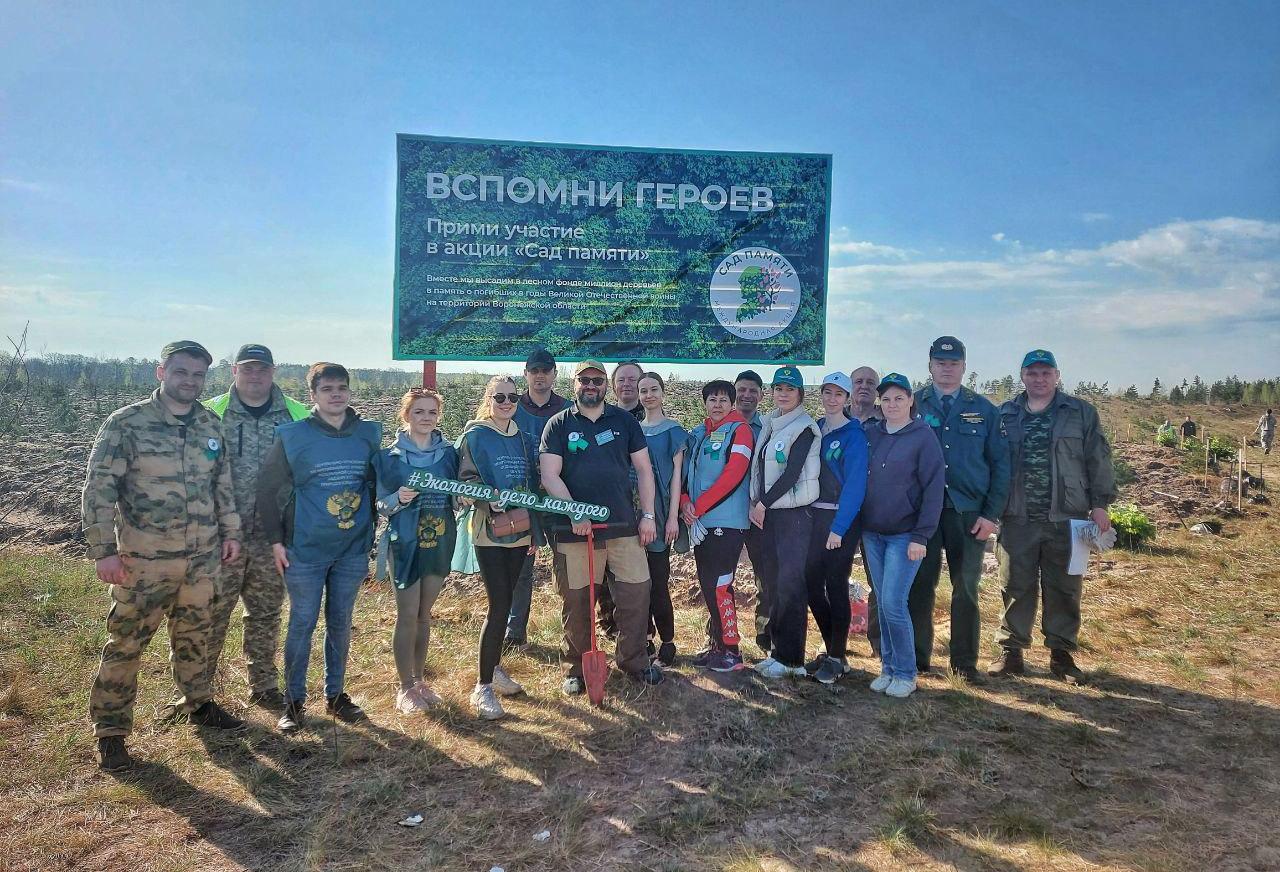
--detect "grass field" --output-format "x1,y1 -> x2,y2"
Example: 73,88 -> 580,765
2,390 -> 1279,871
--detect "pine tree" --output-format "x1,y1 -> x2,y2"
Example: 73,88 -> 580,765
1123,385 -> 1140,400
1169,385 -> 1184,403
1150,378 -> 1164,399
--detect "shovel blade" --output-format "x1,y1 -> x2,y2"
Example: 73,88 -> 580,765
583,650 -> 609,706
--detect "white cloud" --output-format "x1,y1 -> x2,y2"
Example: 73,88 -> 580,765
0,177 -> 46,193
828,240 -> 912,260
991,232 -> 1005,242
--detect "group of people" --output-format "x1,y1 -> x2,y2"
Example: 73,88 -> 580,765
83,337 -> 1117,772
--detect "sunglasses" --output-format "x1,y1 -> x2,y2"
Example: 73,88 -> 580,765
576,376 -> 606,387
490,393 -> 519,404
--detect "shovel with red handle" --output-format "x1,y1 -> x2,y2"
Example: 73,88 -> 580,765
583,522 -> 610,706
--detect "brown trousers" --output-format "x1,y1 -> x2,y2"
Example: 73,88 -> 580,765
553,536 -> 651,676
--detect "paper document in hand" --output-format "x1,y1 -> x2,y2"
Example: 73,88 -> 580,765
1068,520 -> 1093,576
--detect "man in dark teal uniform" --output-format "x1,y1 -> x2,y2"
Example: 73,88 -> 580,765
909,336 -> 1009,681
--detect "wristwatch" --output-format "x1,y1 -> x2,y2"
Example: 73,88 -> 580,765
641,512 -> 656,520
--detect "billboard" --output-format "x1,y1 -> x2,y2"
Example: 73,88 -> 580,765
394,135 -> 831,364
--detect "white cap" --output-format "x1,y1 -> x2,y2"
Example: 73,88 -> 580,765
821,371 -> 853,394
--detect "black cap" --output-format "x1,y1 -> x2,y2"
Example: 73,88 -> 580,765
929,336 -> 966,360
525,348 -> 556,369
234,343 -> 274,366
734,369 -> 764,387
160,340 -> 212,366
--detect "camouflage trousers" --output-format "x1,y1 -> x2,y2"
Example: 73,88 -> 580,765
90,551 -> 219,737
206,534 -> 284,695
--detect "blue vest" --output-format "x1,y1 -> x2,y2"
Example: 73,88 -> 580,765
685,419 -> 751,530
374,435 -> 458,586
512,396 -> 567,471
279,418 -> 381,563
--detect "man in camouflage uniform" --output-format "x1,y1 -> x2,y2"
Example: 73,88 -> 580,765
203,344 -> 309,709
84,340 -> 247,771
988,349 -> 1116,685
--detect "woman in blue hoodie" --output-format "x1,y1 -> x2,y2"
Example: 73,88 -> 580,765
457,376 -> 535,720
861,373 -> 945,698
804,372 -> 868,684
375,388 -> 459,715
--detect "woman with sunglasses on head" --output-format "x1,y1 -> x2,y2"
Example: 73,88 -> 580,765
636,371 -> 688,666
375,387 -> 459,714
861,373 -> 945,699
457,376 -> 536,719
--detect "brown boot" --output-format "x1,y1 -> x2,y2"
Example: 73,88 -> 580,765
97,736 -> 131,771
986,648 -> 1025,677
1049,650 -> 1087,685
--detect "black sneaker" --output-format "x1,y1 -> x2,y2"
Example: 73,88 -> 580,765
656,642 -> 677,667
502,635 -> 528,653
189,700 -> 247,732
755,633 -> 771,653
97,736 -> 131,771
646,639 -> 657,660
690,647 -> 714,669
278,701 -> 304,734
326,693 -> 367,722
629,664 -> 665,686
814,656 -> 849,685
247,688 -> 285,711
804,652 -> 829,675
951,666 -> 982,684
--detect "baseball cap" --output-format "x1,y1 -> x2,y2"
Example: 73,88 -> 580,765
877,372 -> 913,394
771,366 -> 804,389
234,344 -> 274,366
1021,349 -> 1058,369
734,369 -> 764,387
821,371 -> 853,394
929,336 -> 966,360
160,340 -> 212,366
525,348 -> 556,370
573,359 -> 607,376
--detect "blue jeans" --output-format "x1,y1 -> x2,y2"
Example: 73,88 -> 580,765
505,550 -> 537,640
282,552 -> 368,703
862,532 -> 922,681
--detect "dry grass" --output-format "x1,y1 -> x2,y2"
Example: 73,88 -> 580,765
2,399 -> 1280,871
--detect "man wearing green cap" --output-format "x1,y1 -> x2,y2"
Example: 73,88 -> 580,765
83,340 -> 246,771
989,349 -> 1116,684
203,344 -> 310,709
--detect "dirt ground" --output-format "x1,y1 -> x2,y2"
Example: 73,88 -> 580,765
2,389 -> 1279,871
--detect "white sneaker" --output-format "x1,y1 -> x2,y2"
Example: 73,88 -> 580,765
412,681 -> 442,708
470,684 -> 505,720
886,678 -> 917,698
491,665 -> 523,697
870,673 -> 893,693
562,676 -> 585,696
756,658 -> 805,679
395,687 -> 425,715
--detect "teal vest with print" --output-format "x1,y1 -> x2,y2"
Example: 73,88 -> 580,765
686,420 -> 751,530
279,419 -> 381,562
459,425 -> 532,545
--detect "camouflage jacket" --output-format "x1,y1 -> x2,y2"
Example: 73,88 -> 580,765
82,389 -> 242,560
999,390 -> 1116,523
203,385 -> 309,534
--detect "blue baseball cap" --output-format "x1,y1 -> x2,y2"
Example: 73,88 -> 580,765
771,366 -> 804,389
877,372 -> 913,394
1021,349 -> 1058,369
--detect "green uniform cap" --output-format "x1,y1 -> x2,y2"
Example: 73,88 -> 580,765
877,372 -> 913,394
771,366 -> 804,388
161,340 -> 213,366
1021,349 -> 1058,369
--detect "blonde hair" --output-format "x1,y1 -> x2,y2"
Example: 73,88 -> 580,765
398,387 -> 442,431
474,375 -> 518,422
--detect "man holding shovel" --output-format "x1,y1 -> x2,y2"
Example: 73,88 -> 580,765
540,360 -> 664,694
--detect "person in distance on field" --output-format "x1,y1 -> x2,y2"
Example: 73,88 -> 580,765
1179,415 -> 1197,445
989,349 -> 1115,685
203,343 -> 309,711
373,387 -> 458,715
257,362 -> 381,733
540,360 -> 663,692
84,340 -> 245,771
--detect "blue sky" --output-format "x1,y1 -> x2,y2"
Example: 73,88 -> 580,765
2,1 -> 1277,388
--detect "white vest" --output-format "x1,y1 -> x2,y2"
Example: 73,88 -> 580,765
751,406 -> 821,510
